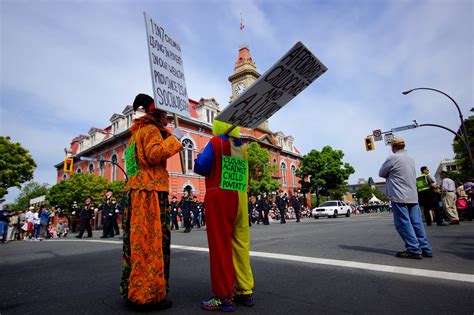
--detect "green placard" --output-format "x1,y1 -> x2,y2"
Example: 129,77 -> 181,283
220,155 -> 247,192
125,142 -> 139,177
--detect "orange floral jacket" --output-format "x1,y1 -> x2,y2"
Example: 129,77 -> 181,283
125,115 -> 182,192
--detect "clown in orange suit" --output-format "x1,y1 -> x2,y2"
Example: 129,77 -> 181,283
194,120 -> 254,312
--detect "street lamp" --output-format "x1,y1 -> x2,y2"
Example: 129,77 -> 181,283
402,87 -> 473,171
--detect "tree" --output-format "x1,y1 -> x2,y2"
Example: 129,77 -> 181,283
453,109 -> 474,180
47,173 -> 109,212
0,136 -> 37,202
356,184 -> 388,203
11,181 -> 49,211
247,142 -> 280,196
297,146 -> 355,206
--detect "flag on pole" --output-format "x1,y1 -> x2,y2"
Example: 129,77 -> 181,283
240,13 -> 244,30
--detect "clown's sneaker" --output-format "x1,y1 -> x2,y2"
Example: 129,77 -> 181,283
200,296 -> 235,312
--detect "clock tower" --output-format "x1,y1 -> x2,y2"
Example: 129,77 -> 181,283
228,44 -> 260,103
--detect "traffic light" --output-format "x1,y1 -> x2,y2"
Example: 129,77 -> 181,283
365,136 -> 375,151
64,158 -> 74,172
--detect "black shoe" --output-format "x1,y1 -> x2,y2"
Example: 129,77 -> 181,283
184,229 -> 191,233
396,250 -> 422,260
124,299 -> 172,311
75,235 -> 82,239
422,251 -> 433,258
100,236 -> 108,238
437,222 -> 449,226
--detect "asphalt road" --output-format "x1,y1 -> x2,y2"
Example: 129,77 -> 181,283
1,213 -> 473,314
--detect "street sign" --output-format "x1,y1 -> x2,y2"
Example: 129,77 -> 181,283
391,124 -> 416,133
215,41 -> 328,128
372,129 -> 383,141
144,12 -> 190,118
384,133 -> 394,146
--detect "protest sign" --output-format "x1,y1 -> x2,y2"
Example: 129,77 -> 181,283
220,156 -> 248,192
215,41 -> 327,128
144,12 -> 190,117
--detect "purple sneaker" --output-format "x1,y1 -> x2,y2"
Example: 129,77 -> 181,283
235,294 -> 255,307
201,296 -> 235,312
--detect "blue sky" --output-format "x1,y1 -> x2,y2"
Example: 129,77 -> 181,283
1,0 -> 473,203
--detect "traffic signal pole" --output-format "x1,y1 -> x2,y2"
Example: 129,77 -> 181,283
373,121 -> 473,173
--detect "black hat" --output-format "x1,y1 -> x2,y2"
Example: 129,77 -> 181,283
133,94 -> 154,112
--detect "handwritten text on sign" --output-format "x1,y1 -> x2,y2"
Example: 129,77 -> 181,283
216,42 -> 327,128
144,12 -> 190,117
220,156 -> 248,192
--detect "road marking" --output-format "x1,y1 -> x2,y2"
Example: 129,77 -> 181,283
59,240 -> 474,284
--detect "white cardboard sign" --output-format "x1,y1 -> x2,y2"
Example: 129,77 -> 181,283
216,41 -> 327,128
144,12 -> 190,117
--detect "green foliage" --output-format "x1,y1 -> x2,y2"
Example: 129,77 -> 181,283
356,184 -> 388,203
108,180 -> 126,198
247,142 -> 280,196
453,111 -> 474,180
297,146 -> 355,206
47,173 -> 109,211
11,181 -> 49,211
0,136 -> 37,202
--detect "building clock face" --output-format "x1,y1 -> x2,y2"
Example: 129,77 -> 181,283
235,82 -> 246,95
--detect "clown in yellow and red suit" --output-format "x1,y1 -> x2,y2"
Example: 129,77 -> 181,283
194,120 -> 254,312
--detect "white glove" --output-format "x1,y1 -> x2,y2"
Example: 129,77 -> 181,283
173,128 -> 184,140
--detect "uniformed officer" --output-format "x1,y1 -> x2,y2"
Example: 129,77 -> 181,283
416,166 -> 446,226
276,190 -> 288,224
179,188 -> 193,233
170,196 -> 179,230
291,192 -> 302,222
76,196 -> 95,238
99,189 -> 118,238
192,196 -> 201,228
259,191 -> 270,225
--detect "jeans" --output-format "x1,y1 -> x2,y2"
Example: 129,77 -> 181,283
34,223 -> 41,239
392,202 -> 432,254
0,221 -> 8,242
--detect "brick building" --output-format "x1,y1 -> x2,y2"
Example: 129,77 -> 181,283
55,45 -> 303,200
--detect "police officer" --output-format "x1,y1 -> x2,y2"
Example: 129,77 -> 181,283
99,190 -> 118,238
276,190 -> 288,224
179,188 -> 193,233
192,196 -> 201,228
291,192 -> 302,222
170,196 -> 179,230
259,191 -> 270,225
76,196 -> 95,238
416,166 -> 446,226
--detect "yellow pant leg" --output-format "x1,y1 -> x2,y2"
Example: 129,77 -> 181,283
232,191 -> 254,295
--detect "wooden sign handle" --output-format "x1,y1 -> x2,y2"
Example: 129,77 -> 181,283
224,124 -> 237,136
173,114 -> 186,174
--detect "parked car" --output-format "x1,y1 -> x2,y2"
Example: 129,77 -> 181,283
312,200 -> 352,218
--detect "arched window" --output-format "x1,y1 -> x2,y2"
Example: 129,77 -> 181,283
62,174 -> 67,181
182,138 -> 194,172
99,157 -> 105,177
76,167 -> 82,173
111,154 -> 118,181
291,165 -> 297,187
281,162 -> 287,186
88,163 -> 94,174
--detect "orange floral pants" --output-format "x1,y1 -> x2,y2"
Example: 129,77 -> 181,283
120,190 -> 171,304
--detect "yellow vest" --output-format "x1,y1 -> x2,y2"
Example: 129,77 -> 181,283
416,174 -> 430,192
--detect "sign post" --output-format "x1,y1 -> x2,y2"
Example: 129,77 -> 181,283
216,41 -> 327,128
